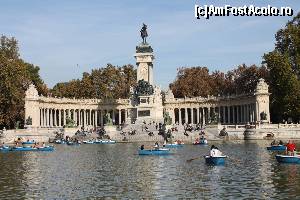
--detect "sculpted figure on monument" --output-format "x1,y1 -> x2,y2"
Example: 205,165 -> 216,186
104,112 -> 113,125
134,79 -> 154,96
140,23 -> 148,44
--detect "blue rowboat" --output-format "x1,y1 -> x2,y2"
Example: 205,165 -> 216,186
275,155 -> 300,164
266,145 -> 286,151
83,141 -> 94,144
36,146 -> 54,151
66,141 -> 81,145
11,146 -> 37,151
193,140 -> 208,145
0,146 -> 11,152
54,140 -> 65,144
138,148 -> 171,155
22,141 -> 35,145
204,155 -> 227,165
164,143 -> 184,148
95,140 -> 116,144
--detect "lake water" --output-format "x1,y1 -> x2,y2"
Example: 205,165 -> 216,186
0,141 -> 299,199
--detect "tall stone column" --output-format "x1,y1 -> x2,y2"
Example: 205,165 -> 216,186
184,108 -> 188,124
53,109 -> 55,127
227,106 -> 231,124
201,108 -> 204,125
246,105 -> 249,123
112,110 -> 115,125
58,110 -> 60,127
88,110 -> 91,126
50,109 -> 53,127
74,110 -> 77,126
203,108 -> 206,125
95,110 -> 98,127
196,108 -> 200,124
222,106 -> 225,124
41,109 -> 44,127
62,109 -> 66,126
232,106 -> 235,124
82,109 -> 87,127
191,108 -> 194,124
118,109 -> 121,125
100,110 -> 104,126
179,108 -> 182,125
242,105 -> 245,123
79,110 -> 81,126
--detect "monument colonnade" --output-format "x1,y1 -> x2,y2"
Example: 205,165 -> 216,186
164,95 -> 260,125
34,97 -> 130,128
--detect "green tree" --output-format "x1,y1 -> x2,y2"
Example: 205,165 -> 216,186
263,13 -> 300,122
0,35 -> 47,129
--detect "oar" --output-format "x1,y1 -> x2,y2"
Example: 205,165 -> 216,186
186,156 -> 201,162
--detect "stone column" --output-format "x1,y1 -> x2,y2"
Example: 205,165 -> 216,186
57,110 -> 60,127
179,108 -> 182,125
227,106 -> 230,124
184,108 -> 188,124
191,108 -> 194,124
79,110 -> 81,126
53,109 -> 56,127
95,110 -> 98,127
51,109 -> 54,127
112,110 -> 115,125
196,108 -> 200,124
241,105 -> 245,124
232,106 -> 235,124
202,108 -> 206,125
118,109 -> 121,125
62,110 -> 65,126
222,106 -> 225,124
88,109 -> 91,126
100,110 -> 104,126
246,105 -> 249,123
84,110 -> 86,126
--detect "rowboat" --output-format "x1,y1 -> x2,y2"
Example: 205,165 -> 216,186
22,141 -> 35,145
11,146 -> 54,151
83,140 -> 95,144
204,155 -> 227,165
66,141 -> 81,145
266,145 -> 286,151
36,146 -> 54,151
11,146 -> 36,151
164,143 -> 184,148
0,146 -> 11,152
138,148 -> 171,155
193,140 -> 208,145
275,155 -> 300,164
94,140 -> 116,144
54,140 -> 65,144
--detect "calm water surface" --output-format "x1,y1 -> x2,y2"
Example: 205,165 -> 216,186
0,141 -> 300,199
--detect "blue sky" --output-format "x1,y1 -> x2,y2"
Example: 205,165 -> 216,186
1,0 -> 299,89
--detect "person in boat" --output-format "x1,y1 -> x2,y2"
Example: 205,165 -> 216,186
154,142 -> 159,150
210,145 -> 222,157
42,142 -> 46,147
286,140 -> 296,156
279,140 -> 284,145
0,142 -> 6,148
270,140 -> 276,146
140,145 -> 145,150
